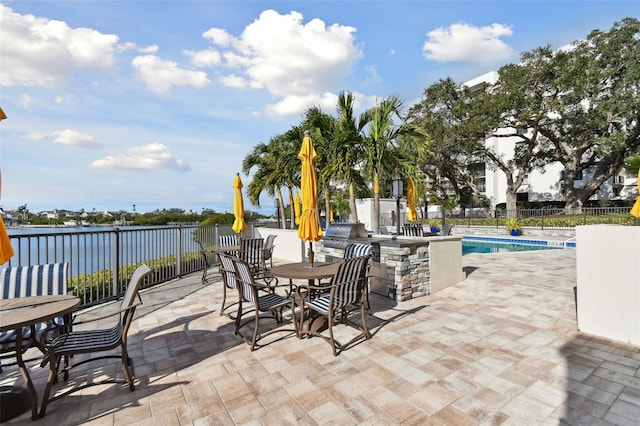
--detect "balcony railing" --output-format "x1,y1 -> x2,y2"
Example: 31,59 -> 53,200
3,224 -> 248,308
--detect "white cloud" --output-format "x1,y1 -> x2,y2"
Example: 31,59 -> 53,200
24,131 -> 48,140
132,55 -> 210,94
219,74 -> 248,89
53,129 -> 102,148
423,22 -> 516,64
19,94 -> 35,109
202,28 -> 233,47
204,10 -> 362,116
0,4 -> 119,87
140,44 -> 159,54
266,92 -> 338,117
363,65 -> 381,86
184,48 -> 222,68
89,142 -> 191,172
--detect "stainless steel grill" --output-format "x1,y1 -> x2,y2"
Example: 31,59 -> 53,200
322,223 -> 369,248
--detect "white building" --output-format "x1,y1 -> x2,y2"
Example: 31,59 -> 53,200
465,72 -> 637,209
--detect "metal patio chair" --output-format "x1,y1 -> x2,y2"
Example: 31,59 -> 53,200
39,263 -> 153,417
300,255 -> 372,356
223,254 -> 296,351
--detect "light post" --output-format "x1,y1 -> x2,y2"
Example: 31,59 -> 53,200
392,175 -> 403,235
274,198 -> 281,229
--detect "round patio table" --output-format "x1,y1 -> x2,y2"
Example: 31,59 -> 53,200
0,295 -> 80,421
271,261 -> 341,335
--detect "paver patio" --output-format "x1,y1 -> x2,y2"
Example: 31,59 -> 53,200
2,248 -> 639,425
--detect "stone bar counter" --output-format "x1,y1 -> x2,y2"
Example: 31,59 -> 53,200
316,235 -> 465,302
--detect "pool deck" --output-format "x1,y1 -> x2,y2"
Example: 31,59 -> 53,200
2,248 -> 640,425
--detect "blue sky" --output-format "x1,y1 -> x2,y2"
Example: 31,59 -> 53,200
1,1 -> 638,215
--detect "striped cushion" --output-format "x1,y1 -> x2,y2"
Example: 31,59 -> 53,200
343,243 -> 372,259
1,263 -> 68,299
1,263 -> 69,345
218,235 -> 237,248
218,253 -> 238,290
308,255 -> 370,313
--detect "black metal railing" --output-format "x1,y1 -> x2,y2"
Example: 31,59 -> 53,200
3,223 -> 250,308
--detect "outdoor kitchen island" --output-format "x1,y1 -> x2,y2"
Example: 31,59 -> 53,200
316,223 -> 465,302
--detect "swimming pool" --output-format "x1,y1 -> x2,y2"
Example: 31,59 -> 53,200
462,236 -> 571,255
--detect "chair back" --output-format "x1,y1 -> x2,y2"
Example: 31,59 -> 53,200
441,224 -> 454,236
119,264 -> 152,324
218,253 -> 238,290
240,238 -> 264,271
403,223 -> 423,237
330,255 -> 371,310
218,234 -> 237,248
343,243 -> 372,259
263,235 -> 277,261
230,257 -> 257,304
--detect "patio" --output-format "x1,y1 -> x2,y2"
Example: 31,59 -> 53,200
2,249 -> 639,425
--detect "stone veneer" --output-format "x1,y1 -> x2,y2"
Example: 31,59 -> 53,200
316,237 -> 435,302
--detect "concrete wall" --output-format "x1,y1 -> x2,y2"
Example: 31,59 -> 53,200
254,228 -> 308,263
429,238 -> 466,293
576,225 -> 640,345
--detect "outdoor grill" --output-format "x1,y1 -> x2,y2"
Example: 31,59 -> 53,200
321,222 -> 369,249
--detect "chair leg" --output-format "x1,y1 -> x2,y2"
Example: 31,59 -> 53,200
220,284 -> 228,316
250,310 -> 260,351
328,313 -> 338,356
121,347 -> 135,391
234,302 -> 243,335
39,353 -> 62,418
360,304 -> 371,339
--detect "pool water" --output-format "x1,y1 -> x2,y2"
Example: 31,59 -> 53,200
462,240 -> 562,255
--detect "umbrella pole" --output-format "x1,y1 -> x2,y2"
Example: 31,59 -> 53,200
308,241 -> 314,267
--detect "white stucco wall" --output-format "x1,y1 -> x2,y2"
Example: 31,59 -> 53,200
576,225 -> 640,345
355,198 -> 405,232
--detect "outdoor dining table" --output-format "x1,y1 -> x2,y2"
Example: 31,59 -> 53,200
270,261 -> 341,335
0,294 -> 80,421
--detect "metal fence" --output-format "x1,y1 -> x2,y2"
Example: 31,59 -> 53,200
4,223 -> 246,308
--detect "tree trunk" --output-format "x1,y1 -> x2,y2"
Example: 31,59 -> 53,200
277,190 -> 286,229
349,183 -> 359,223
288,187 -> 295,229
324,188 -> 331,230
505,189 -> 518,217
372,173 -> 380,233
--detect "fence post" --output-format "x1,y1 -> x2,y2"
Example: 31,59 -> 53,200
113,227 -> 120,298
176,224 -> 182,277
215,224 -> 219,247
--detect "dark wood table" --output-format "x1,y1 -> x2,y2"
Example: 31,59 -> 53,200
0,295 -> 80,421
271,262 -> 341,335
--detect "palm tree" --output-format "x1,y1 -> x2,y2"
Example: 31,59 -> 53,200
242,135 -> 296,228
360,95 -> 418,233
323,91 -> 369,223
299,106 -> 338,228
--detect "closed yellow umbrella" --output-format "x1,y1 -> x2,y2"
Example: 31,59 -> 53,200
631,169 -> 640,219
232,173 -> 247,235
330,206 -> 335,223
407,177 -> 418,223
0,108 -> 13,265
0,215 -> 13,265
297,130 -> 322,266
294,193 -> 301,225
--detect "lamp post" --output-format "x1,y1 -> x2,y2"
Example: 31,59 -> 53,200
392,175 -> 403,235
274,198 -> 281,229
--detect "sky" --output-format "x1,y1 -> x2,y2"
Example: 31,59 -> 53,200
1,1 -> 638,216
